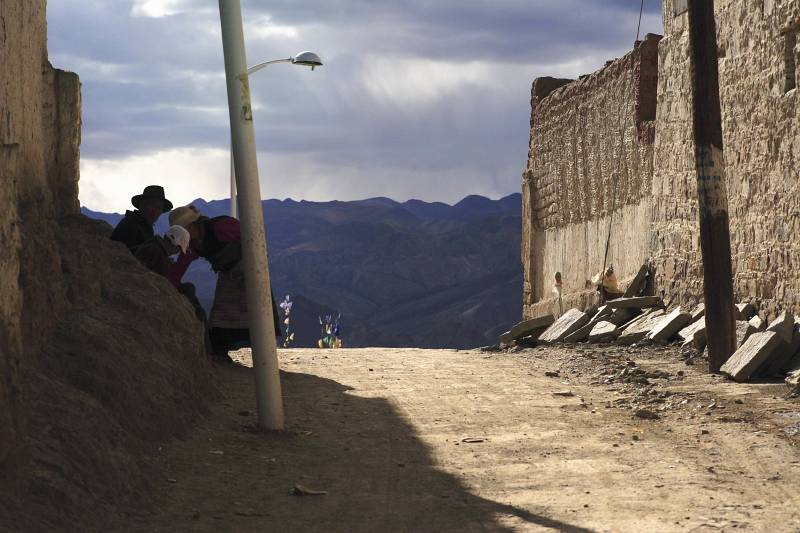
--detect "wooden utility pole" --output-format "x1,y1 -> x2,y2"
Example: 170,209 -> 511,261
687,0 -> 737,372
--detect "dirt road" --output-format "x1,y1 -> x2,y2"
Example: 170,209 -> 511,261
117,347 -> 800,532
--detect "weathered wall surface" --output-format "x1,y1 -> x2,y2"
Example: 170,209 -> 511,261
522,35 -> 661,318
1,0 -> 83,482
652,0 -> 800,318
1,3 -> 217,529
524,2 -> 799,321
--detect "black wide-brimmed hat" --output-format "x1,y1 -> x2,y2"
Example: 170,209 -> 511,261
131,185 -> 173,211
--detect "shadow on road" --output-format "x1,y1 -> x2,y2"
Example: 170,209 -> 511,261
118,364 -> 594,532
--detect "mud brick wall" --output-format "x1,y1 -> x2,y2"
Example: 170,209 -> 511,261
522,35 -> 661,319
653,0 -> 800,318
0,0 -> 81,484
523,1 -> 800,321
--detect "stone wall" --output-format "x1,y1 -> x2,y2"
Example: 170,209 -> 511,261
652,0 -> 800,318
522,35 -> 661,319
522,1 -> 800,321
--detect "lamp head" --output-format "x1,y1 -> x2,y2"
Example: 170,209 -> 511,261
291,51 -> 323,70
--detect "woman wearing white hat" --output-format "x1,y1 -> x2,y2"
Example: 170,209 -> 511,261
168,205 -> 281,361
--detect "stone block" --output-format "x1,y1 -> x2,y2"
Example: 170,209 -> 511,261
761,324 -> 800,377
563,323 -> 592,343
690,303 -> 705,322
623,264 -> 649,297
608,308 -> 640,326
648,307 -> 691,343
734,320 -> 755,348
606,296 -> 663,310
618,309 -> 666,345
786,366 -> 800,393
539,309 -> 590,343
721,331 -> 782,382
679,317 -> 706,350
748,315 -> 766,331
588,321 -> 619,342
509,315 -> 555,341
766,311 -> 794,344
735,303 -> 756,320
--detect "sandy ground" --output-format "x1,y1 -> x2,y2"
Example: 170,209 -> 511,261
115,346 -> 800,532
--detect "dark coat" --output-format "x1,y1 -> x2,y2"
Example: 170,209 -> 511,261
134,236 -> 171,278
110,210 -> 154,253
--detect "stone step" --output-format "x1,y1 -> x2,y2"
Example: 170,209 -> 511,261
720,331 -> 782,382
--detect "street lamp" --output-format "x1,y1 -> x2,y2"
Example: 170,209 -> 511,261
218,0 -> 323,430
229,51 -> 323,218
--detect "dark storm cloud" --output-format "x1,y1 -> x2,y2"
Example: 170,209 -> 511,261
46,0 -> 663,209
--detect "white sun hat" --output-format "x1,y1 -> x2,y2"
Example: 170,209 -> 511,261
165,225 -> 191,254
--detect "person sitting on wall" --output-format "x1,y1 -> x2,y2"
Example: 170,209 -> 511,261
168,205 -> 282,362
134,225 -> 190,280
134,224 -> 213,355
110,185 -> 173,253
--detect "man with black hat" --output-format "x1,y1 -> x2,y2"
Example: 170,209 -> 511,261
110,185 -> 173,253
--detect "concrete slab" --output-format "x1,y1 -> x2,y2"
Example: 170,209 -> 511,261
721,331 -> 782,382
499,331 -> 514,345
648,307 -> 691,343
539,309 -> 590,343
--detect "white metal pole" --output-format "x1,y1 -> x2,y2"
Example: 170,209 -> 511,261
229,142 -> 237,218
218,0 -> 284,430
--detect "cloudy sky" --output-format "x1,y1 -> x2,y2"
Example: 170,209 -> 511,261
47,0 -> 662,213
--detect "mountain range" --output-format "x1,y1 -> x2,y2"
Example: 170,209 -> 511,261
82,193 -> 522,349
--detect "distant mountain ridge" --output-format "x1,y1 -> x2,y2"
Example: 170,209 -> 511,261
82,193 -> 522,348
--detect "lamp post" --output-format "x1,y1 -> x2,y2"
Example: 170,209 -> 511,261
229,51 -> 323,218
218,1 -> 322,430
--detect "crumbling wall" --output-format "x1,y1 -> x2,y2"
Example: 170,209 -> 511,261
522,35 -> 661,319
1,2 -> 217,530
653,0 -> 800,318
1,0 -> 82,485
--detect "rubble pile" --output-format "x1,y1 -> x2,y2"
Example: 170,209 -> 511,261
496,294 -> 800,394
